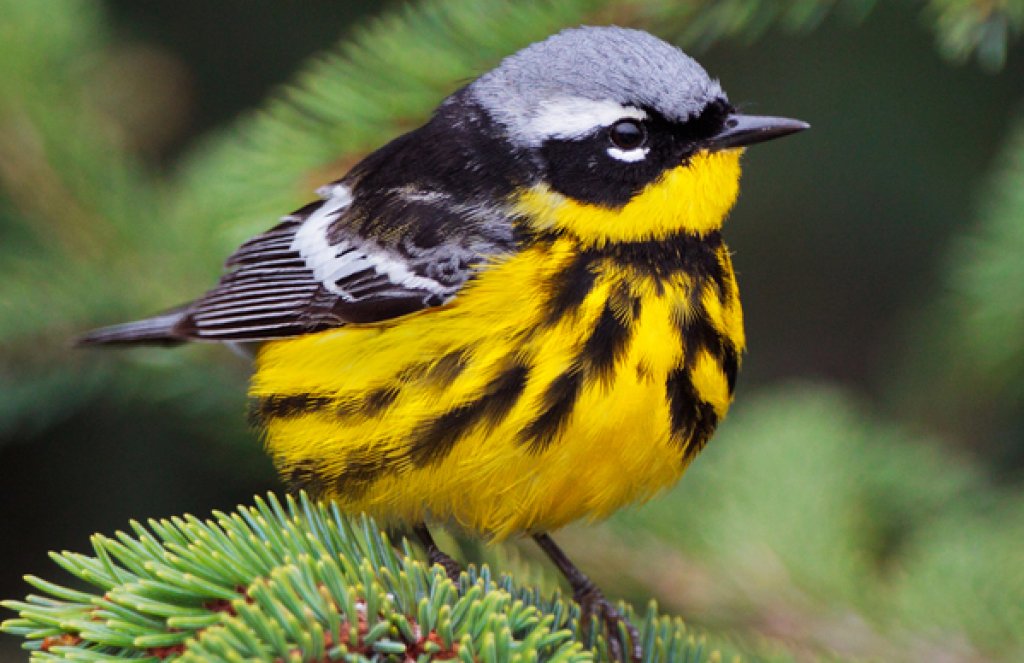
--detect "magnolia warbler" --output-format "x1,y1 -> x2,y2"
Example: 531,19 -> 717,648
80,26 -> 807,659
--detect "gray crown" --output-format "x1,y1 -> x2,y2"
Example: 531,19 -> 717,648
469,26 -> 724,144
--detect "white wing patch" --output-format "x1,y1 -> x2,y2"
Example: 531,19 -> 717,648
291,189 -> 356,300
291,185 -> 449,300
182,181 -> 501,341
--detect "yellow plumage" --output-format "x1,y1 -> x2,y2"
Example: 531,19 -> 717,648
251,150 -> 746,539
76,27 -> 809,657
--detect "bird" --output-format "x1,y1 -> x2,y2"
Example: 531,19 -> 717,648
79,26 -> 807,660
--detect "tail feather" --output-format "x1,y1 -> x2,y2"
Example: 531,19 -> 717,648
76,307 -> 191,347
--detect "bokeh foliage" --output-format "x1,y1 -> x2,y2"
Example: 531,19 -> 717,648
2,0 -> 1023,661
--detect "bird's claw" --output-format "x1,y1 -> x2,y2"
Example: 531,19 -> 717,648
575,585 -> 641,663
428,549 -> 463,583
414,524 -> 463,583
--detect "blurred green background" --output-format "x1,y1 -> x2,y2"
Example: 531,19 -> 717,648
2,0 -> 1022,661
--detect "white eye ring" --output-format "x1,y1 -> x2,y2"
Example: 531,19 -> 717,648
607,146 -> 650,162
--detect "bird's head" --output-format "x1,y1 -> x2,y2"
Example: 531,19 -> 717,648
464,26 -> 808,245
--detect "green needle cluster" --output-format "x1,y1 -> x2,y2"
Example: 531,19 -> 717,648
2,494 -> 724,662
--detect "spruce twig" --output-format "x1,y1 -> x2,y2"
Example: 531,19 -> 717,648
2,493 -> 727,662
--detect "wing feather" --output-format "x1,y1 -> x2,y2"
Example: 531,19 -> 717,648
166,182 -> 514,342
79,103 -> 524,347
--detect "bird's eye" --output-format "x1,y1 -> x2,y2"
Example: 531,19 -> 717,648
608,119 -> 646,150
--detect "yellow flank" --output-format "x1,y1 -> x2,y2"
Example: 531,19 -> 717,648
251,149 -> 746,539
689,349 -> 730,417
515,149 -> 743,245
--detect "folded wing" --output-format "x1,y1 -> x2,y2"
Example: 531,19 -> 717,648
78,182 -> 514,346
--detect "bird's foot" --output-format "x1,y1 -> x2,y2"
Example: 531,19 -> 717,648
414,524 -> 462,583
427,547 -> 463,583
574,583 -> 641,663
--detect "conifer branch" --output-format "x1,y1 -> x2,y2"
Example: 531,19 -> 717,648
944,115 -> 1024,388
2,493 -> 730,662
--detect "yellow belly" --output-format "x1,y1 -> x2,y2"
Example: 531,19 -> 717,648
250,237 -> 743,539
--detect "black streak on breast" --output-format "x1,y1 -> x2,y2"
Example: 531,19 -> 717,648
408,362 -> 530,467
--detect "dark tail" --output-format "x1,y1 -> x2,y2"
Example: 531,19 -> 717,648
76,307 -> 191,347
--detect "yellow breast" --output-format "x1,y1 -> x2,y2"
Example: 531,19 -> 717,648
251,233 -> 743,539
251,149 -> 746,538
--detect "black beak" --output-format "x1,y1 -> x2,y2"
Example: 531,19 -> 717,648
705,114 -> 810,151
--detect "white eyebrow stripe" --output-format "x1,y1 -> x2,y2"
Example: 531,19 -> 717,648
525,97 -> 647,144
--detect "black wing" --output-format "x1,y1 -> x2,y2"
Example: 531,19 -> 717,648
78,94 -> 527,347
79,182 -> 516,345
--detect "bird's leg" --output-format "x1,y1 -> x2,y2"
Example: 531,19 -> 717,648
413,524 -> 462,582
533,533 -> 641,663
